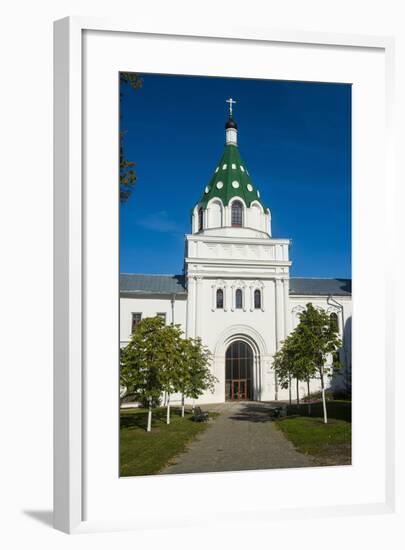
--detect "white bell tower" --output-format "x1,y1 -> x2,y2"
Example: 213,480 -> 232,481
184,100 -> 291,403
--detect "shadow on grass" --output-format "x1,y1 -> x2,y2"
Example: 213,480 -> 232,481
287,401 -> 351,422
226,401 -> 351,424
120,407 -> 195,430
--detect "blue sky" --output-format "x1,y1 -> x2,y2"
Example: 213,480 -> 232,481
120,74 -> 351,278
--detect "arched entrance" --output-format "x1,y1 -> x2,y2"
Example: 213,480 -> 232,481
225,341 -> 254,400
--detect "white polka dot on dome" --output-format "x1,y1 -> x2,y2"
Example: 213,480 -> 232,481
232,181 -> 240,189
205,186 -> 209,193
247,184 -> 253,192
257,190 -> 260,198
216,181 -> 223,189
215,167 -> 219,173
232,163 -> 236,169
222,164 -> 227,170
240,166 -> 245,172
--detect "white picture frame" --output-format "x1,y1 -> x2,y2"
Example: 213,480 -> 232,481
54,17 -> 397,534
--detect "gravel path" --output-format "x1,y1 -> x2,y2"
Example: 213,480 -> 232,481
162,401 -> 314,474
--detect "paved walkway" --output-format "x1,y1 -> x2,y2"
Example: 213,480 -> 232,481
162,401 -> 314,474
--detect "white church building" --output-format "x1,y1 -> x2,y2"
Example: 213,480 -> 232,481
120,102 -> 352,404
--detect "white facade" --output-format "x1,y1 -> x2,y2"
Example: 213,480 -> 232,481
119,220 -> 352,404
120,111 -> 352,404
120,294 -> 187,347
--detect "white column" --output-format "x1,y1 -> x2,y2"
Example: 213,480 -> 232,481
283,278 -> 290,337
230,284 -> 235,311
224,206 -> 230,227
223,282 -> 228,312
186,276 -> 196,337
275,279 -> 284,348
211,283 -> 216,312
274,278 -> 284,401
195,276 -> 203,337
261,285 -> 265,312
249,285 -> 254,312
242,284 -> 247,312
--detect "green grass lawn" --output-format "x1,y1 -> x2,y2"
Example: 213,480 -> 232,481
120,407 -> 217,477
275,416 -> 351,466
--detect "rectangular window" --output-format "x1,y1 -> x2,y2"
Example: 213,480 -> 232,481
131,313 -> 142,332
156,312 -> 166,324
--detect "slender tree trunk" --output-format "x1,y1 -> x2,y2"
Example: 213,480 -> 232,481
192,399 -> 195,413
147,397 -> 152,432
320,366 -> 328,424
307,379 -> 311,416
181,394 -> 185,417
166,393 -> 171,424
296,378 -> 300,408
288,373 -> 292,406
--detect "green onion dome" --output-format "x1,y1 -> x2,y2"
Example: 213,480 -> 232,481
198,139 -> 266,210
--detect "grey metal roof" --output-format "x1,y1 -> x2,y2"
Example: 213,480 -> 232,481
289,278 -> 351,296
120,274 -> 186,295
120,274 -> 351,297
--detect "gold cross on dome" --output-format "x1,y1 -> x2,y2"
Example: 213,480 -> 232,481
226,97 -> 237,117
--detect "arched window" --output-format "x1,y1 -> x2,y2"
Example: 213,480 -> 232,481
235,288 -> 243,309
216,288 -> 224,309
231,200 -> 243,227
198,207 -> 204,231
254,289 -> 261,309
330,312 -> 339,332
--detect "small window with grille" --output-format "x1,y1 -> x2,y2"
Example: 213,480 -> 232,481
231,200 -> 243,227
131,313 -> 142,332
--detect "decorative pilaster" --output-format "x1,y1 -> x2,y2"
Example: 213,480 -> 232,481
283,278 -> 290,337
275,278 -> 284,401
211,284 -> 216,312
249,285 -> 254,312
195,276 -> 203,337
242,284 -> 248,312
186,276 -> 196,337
204,208 -> 209,229
230,284 -> 235,311
275,279 -> 284,347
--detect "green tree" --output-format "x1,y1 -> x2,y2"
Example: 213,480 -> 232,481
120,317 -> 218,429
293,303 -> 342,423
120,316 -> 166,431
181,337 -> 217,413
159,323 -> 186,425
274,334 -> 316,410
119,72 -> 143,202
273,341 -> 294,406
